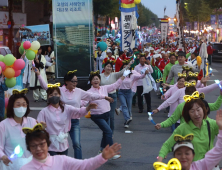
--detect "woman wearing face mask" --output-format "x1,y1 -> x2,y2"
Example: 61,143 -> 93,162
37,84 -> 97,156
154,110 -> 222,170
82,71 -> 128,160
156,88 -> 222,131
100,60 -> 133,134
152,76 -> 222,115
20,125 -> 122,170
157,92 -> 219,164
0,89 -> 45,170
161,74 -> 186,132
34,68 -> 113,159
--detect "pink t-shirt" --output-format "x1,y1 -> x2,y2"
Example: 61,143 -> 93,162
37,105 -> 88,152
0,117 -> 37,158
20,153 -> 107,170
134,63 -> 153,86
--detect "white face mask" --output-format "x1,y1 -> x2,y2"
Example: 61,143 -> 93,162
13,107 -> 27,118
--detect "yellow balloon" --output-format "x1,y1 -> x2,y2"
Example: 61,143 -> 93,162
134,0 -> 141,4
33,50 -> 38,54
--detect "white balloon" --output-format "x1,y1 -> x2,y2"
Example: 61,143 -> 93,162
31,41 -> 40,50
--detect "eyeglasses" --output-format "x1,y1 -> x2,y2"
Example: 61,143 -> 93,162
70,80 -> 78,83
29,141 -> 46,150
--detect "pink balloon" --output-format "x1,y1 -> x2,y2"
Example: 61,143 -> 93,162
14,69 -> 21,77
5,98 -> 9,108
0,67 -> 1,74
13,59 -> 25,70
0,61 -> 6,71
23,41 -> 31,50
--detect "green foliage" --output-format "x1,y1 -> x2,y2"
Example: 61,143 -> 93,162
203,0 -> 222,10
137,3 -> 159,27
93,0 -> 113,16
184,0 -> 212,22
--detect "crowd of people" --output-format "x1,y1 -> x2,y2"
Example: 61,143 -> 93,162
0,36 -> 222,170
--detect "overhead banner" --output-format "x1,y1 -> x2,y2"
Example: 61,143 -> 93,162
121,11 -> 136,51
219,15 -> 222,29
19,24 -> 51,45
53,0 -> 93,78
211,15 -> 216,29
160,19 -> 168,41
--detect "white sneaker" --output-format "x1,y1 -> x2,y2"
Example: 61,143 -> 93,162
110,155 -> 121,160
115,108 -> 121,115
130,116 -> 132,120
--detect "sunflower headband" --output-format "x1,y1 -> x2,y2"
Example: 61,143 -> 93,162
22,124 -> 44,134
156,78 -> 163,83
122,59 -> 130,64
153,158 -> 181,170
170,52 -> 178,57
183,91 -> 200,102
67,70 -> 77,75
47,83 -> 60,88
90,70 -> 100,76
178,73 -> 186,78
12,88 -> 28,95
188,72 -> 198,77
174,134 -> 194,142
182,66 -> 192,71
184,81 -> 196,87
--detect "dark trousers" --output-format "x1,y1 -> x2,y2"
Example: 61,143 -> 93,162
48,149 -> 68,156
91,112 -> 113,149
208,54 -> 212,65
137,86 -> 151,112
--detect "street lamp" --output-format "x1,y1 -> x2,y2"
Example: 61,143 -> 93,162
168,18 -> 171,21
174,18 -> 176,21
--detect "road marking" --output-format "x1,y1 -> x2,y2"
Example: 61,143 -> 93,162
30,107 -> 44,111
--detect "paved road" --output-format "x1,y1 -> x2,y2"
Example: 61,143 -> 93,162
27,61 -> 222,170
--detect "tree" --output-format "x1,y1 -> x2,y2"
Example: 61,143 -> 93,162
203,0 -> 222,10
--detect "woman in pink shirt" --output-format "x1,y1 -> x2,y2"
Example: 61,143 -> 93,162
0,89 -> 44,170
34,68 -> 112,159
20,125 -> 122,170
162,75 -> 186,132
82,71 -> 127,160
118,62 -> 147,128
37,85 -> 97,156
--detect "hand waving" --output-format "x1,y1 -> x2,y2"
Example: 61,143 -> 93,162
102,143 -> 121,160
123,70 -> 131,77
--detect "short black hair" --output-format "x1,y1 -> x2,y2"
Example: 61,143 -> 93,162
177,51 -> 186,57
64,72 -> 76,86
104,61 -> 113,70
89,73 -> 101,83
187,76 -> 198,82
119,51 -> 124,56
140,54 -> 146,59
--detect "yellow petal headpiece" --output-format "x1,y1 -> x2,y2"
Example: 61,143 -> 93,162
188,72 -> 198,77
178,72 -> 186,77
22,123 -> 44,134
156,78 -> 163,83
47,83 -> 61,88
183,91 -> 199,102
90,70 -> 100,76
174,134 -> 194,142
122,59 -> 130,64
153,158 -> 182,170
184,81 -> 196,87
107,59 -> 116,64
67,70 -> 77,75
182,66 -> 192,71
199,93 -> 205,100
12,88 -> 28,95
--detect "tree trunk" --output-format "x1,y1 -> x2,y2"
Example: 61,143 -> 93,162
8,0 -> 14,52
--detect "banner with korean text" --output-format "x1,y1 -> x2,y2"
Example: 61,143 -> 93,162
160,19 -> 168,42
53,0 -> 93,78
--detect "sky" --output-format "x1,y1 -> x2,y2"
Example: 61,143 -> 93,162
140,0 -> 176,18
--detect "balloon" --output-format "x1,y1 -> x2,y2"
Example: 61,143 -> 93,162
134,0 -> 141,4
14,69 -> 21,77
4,68 -> 15,78
14,59 -> 25,70
3,54 -> 15,66
23,41 -> 31,50
33,50 -> 38,54
0,61 -> 6,71
31,41 -> 40,50
0,55 -> 4,62
19,46 -> 25,55
5,98 -> 9,108
5,78 -> 16,88
26,50 -> 35,60
97,42 -> 107,51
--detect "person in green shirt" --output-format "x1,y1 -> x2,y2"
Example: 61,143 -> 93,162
157,93 -> 219,162
162,54 -> 178,85
155,89 -> 222,129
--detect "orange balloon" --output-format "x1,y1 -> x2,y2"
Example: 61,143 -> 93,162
3,68 -> 15,78
9,63 -> 14,68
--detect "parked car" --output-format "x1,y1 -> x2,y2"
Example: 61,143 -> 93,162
0,46 -> 12,56
212,43 -> 222,61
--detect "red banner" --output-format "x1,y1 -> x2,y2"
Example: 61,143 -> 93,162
121,0 -> 134,4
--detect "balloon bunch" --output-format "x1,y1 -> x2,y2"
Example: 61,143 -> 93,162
19,40 -> 40,60
0,54 -> 25,88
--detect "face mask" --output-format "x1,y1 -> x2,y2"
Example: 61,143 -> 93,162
14,107 -> 27,118
48,96 -> 60,105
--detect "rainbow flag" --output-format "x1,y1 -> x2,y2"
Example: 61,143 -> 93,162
120,0 -> 136,12
160,19 -> 169,23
